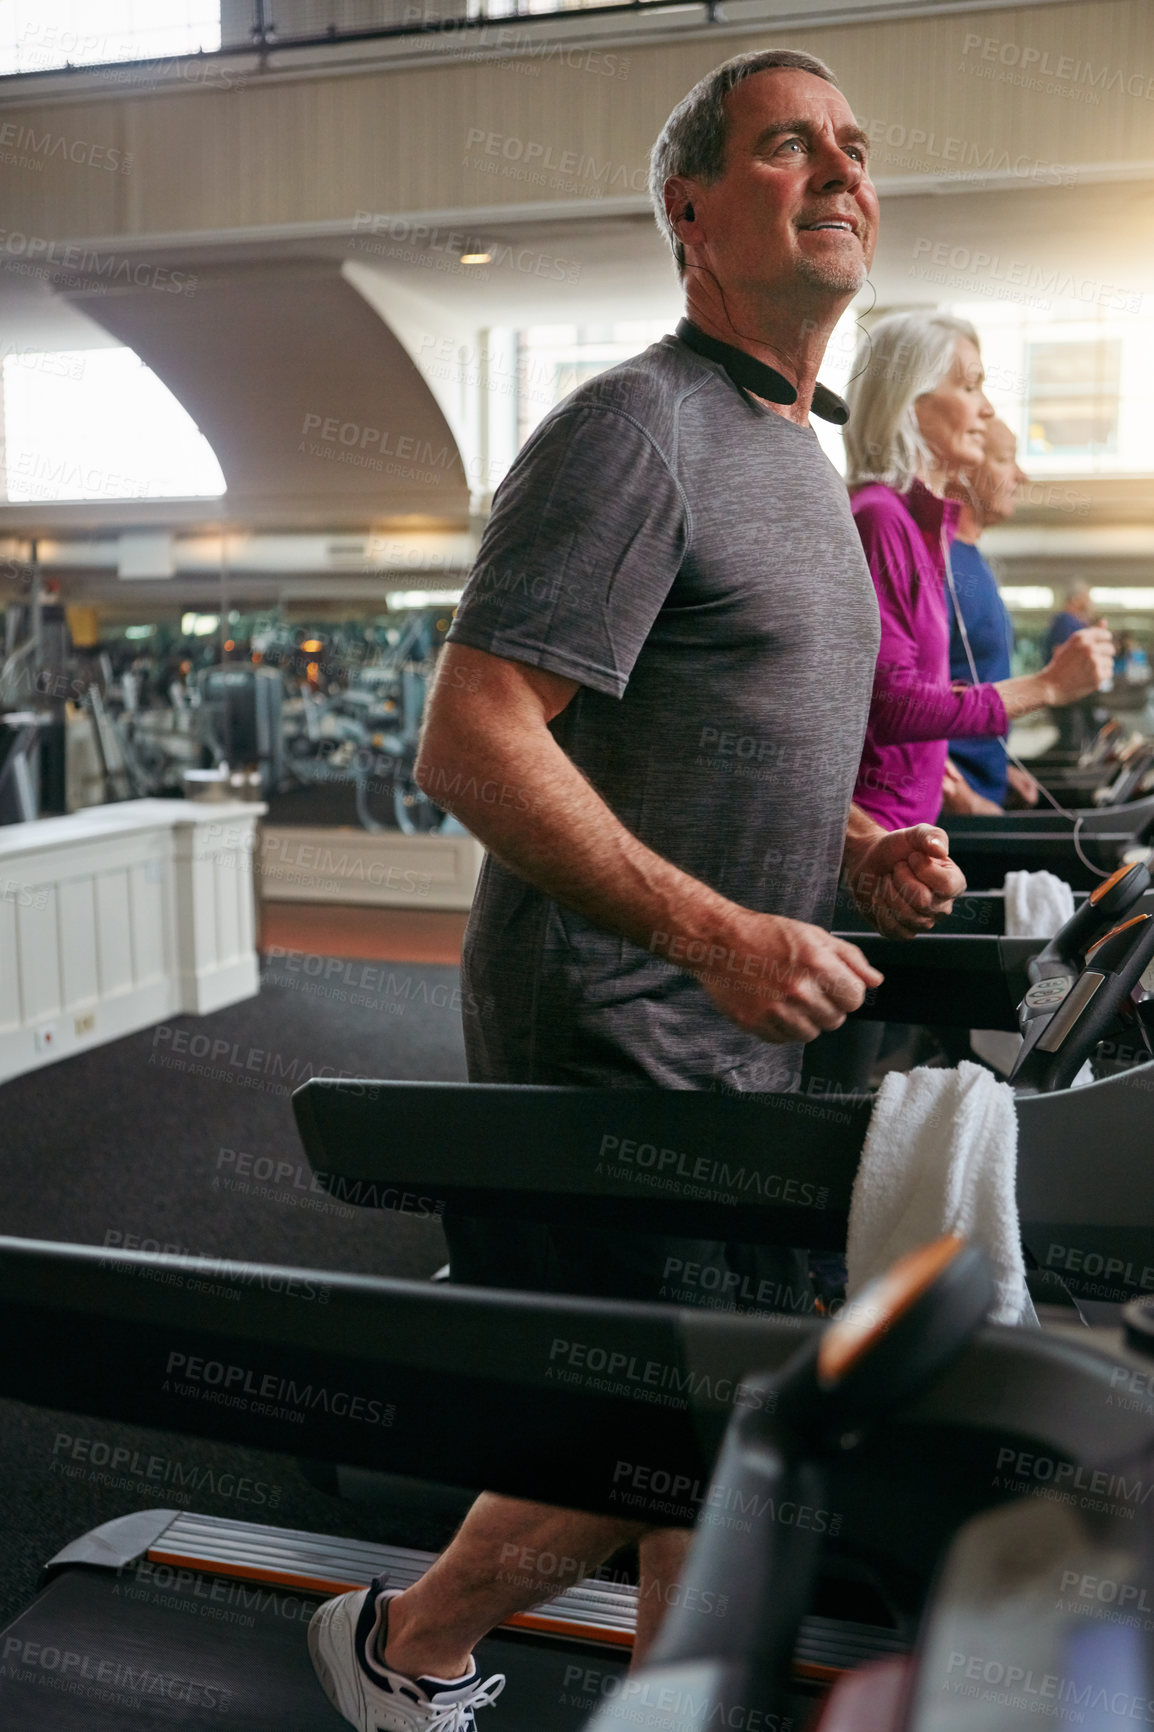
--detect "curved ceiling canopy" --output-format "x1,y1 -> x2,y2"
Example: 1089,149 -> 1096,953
57,259 -> 470,531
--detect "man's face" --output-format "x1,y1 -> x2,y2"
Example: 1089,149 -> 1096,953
692,68 -> 879,304
970,423 -> 1028,525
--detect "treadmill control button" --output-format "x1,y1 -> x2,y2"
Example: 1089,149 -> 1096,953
1024,977 -> 1072,1011
1037,972 -> 1105,1052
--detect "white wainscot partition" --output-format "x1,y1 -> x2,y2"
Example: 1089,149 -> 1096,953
0,799 -> 265,1086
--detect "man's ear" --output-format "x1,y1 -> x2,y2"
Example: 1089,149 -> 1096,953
664,178 -> 701,238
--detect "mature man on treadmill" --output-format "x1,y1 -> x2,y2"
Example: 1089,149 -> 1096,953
310,48 -> 966,1732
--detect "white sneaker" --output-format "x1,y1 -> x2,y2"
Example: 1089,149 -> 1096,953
308,1578 -> 507,1732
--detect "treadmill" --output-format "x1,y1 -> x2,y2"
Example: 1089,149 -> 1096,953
585,1238 -> 1154,1732
942,788 -> 1154,888
828,865 -> 1154,1077
4,888 -> 1152,1726
1030,744 -> 1154,809
2,1236 -> 1154,1729
294,877 -> 1154,1317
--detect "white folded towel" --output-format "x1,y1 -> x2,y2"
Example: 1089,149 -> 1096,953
1003,869 -> 1075,939
847,1060 -> 1038,1326
971,870 -> 1078,1076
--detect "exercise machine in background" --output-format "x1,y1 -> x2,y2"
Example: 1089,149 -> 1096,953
0,567 -> 69,823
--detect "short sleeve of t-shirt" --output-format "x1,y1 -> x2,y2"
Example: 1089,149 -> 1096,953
447,403 -> 688,697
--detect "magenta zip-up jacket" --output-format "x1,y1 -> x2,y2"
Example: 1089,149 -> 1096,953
851,478 -> 1009,830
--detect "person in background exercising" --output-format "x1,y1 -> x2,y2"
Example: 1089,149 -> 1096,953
309,51 -> 966,1732
1045,581 -> 1095,659
938,418 -> 1039,816
843,313 -> 1114,830
1115,631 -> 1151,685
1045,583 -> 1107,754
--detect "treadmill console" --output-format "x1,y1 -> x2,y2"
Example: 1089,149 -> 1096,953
1010,911 -> 1154,1093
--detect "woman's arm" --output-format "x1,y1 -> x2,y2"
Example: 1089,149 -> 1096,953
859,504 -> 1111,742
994,632 -> 1114,719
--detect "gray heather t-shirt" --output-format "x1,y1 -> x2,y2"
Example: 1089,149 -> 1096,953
448,334 -> 880,1094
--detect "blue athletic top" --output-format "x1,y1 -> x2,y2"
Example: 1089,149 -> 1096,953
947,538 -> 1013,804
1044,609 -> 1083,659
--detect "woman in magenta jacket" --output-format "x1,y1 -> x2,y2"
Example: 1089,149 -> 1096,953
843,312 -> 1113,830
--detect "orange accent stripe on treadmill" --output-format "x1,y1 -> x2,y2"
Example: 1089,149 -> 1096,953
505,1612 -> 633,1647
793,1662 -> 844,1685
1086,913 -> 1148,959
1090,862 -> 1137,904
148,1551 -> 364,1599
147,1549 -> 635,1647
817,1235 -> 964,1384
146,1547 -> 854,1679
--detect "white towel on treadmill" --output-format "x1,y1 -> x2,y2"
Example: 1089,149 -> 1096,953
847,1060 -> 1037,1326
1003,869 -> 1076,938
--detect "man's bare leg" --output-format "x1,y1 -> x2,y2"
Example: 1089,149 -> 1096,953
383,1493 -> 648,1679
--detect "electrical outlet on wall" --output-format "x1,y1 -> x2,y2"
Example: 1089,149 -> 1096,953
34,1026 -> 57,1053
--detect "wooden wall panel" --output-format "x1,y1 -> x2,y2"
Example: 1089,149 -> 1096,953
17,889 -> 62,1023
0,0 -> 1150,243
0,897 -> 22,1032
58,876 -> 99,1009
0,805 -> 262,1085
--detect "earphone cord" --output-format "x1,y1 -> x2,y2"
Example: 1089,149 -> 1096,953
941,532 -> 1112,882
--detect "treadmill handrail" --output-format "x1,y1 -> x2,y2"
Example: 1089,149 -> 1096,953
293,1079 -> 869,1250
292,1070 -> 1154,1304
0,1236 -> 1151,1516
946,790 -> 1154,836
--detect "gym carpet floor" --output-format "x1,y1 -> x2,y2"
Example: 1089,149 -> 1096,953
0,906 -> 472,1628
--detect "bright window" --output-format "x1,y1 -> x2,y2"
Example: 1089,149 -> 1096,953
516,323 -> 672,446
2,347 -> 226,502
1000,588 -> 1055,612
0,2 -> 220,75
1091,589 -> 1154,611
1026,339 -> 1122,458
511,314 -> 869,477
951,301 -> 1154,477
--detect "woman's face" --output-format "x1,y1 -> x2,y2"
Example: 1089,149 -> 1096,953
915,337 -> 994,475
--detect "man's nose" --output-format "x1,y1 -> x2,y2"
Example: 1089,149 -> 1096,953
812,142 -> 863,192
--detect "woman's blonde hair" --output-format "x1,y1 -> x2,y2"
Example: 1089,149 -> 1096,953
843,311 -> 980,491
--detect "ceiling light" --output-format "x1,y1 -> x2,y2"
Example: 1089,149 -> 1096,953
1000,588 -> 1054,611
386,589 -> 463,610
460,251 -> 492,265
1092,589 -> 1154,610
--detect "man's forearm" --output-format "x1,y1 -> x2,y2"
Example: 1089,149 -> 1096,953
417,713 -> 739,959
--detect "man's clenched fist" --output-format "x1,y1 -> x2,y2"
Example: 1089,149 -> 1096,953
845,823 -> 966,938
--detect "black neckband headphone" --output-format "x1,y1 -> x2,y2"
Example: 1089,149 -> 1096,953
675,318 -> 849,426
674,199 -> 850,424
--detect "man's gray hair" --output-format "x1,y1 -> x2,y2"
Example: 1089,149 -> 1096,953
843,311 -> 981,492
649,49 -> 840,276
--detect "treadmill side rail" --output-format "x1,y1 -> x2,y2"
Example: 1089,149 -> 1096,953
45,1508 -> 180,1576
